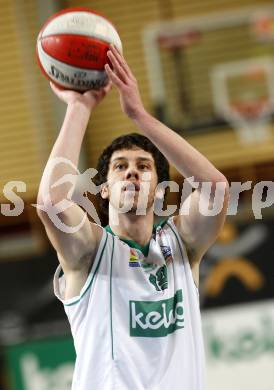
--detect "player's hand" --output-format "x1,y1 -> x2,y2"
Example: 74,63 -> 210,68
105,45 -> 146,120
49,81 -> 112,111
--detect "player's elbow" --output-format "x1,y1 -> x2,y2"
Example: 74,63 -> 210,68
211,175 -> 229,196
36,193 -> 57,222
208,175 -> 229,212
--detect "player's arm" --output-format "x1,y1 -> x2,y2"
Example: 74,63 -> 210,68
105,45 -> 229,266
37,82 -> 111,298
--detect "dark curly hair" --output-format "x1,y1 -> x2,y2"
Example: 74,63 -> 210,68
94,133 -> 170,216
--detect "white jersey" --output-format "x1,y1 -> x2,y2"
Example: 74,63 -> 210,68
54,217 -> 206,390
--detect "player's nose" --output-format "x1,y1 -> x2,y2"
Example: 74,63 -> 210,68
125,166 -> 139,180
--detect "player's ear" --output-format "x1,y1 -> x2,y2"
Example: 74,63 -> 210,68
100,183 -> 109,200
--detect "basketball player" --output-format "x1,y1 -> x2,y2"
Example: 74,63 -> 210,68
37,45 -> 229,389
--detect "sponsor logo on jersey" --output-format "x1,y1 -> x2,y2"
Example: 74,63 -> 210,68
160,245 -> 173,265
128,248 -> 158,271
129,248 -> 141,267
149,265 -> 168,291
130,289 -> 184,337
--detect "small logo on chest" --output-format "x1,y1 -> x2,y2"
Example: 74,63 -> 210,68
128,247 -> 170,291
128,248 -> 142,267
149,265 -> 168,291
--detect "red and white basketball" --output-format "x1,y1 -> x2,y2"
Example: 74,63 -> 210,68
36,7 -> 122,91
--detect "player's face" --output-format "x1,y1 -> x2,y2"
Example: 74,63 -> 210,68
102,148 -> 158,214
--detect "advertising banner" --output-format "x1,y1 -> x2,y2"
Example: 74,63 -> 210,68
5,336 -> 75,390
203,300 -> 274,390
4,300 -> 274,390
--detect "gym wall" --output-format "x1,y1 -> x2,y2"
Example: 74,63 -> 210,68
1,0 -> 274,204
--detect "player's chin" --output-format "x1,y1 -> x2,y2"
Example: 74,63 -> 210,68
119,200 -> 140,213
116,191 -> 154,213
125,206 -> 149,216
122,199 -> 153,215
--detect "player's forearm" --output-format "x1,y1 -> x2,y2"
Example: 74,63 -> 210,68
37,102 -> 91,203
133,110 -> 226,184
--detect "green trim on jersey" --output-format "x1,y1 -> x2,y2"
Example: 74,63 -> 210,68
64,233 -> 109,306
104,219 -> 168,257
167,221 -> 184,258
109,235 -> 115,360
167,221 -> 199,291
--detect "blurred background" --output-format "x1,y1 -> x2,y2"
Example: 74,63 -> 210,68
1,0 -> 274,389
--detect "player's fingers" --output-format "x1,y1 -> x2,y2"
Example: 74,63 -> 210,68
109,45 -> 133,79
107,50 -> 128,83
105,64 -> 124,89
50,81 -> 60,93
96,82 -> 112,99
110,44 -> 127,67
50,81 -> 66,92
49,82 -> 66,100
103,81 -> 113,94
84,89 -> 100,100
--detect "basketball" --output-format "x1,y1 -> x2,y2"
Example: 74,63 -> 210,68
36,7 -> 122,91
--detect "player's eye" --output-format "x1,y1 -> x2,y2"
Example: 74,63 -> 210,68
139,164 -> 149,170
115,163 -> 126,170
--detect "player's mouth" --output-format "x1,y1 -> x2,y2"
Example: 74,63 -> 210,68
122,182 -> 140,192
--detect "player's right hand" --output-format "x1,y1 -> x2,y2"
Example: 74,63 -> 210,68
50,81 -> 112,111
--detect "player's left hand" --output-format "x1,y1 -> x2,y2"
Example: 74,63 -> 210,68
50,81 -> 112,112
105,45 -> 146,120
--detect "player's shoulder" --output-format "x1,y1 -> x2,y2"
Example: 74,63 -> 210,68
161,216 -> 177,232
89,222 -> 108,252
90,221 -> 104,238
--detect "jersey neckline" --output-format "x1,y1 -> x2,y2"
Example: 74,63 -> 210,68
104,219 -> 167,256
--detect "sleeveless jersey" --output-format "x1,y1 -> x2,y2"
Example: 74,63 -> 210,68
54,217 -> 206,390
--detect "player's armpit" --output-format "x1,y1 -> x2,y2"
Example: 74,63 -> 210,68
37,201 -> 103,274
173,181 -> 229,265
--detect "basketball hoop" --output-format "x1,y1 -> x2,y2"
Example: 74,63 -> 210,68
211,58 -> 274,144
157,30 -> 201,50
228,98 -> 273,143
252,14 -> 274,42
